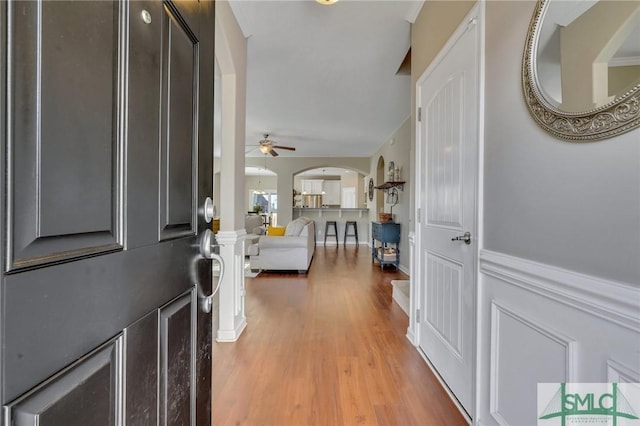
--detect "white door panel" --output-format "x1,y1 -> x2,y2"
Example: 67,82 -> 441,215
417,13 -> 480,416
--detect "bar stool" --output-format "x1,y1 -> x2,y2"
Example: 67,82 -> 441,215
344,221 -> 359,247
324,221 -> 338,246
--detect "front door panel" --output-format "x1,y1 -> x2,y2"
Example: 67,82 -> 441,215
1,0 -> 214,423
5,337 -> 122,426
8,0 -> 122,270
160,3 -> 198,241
2,240 -> 192,402
125,310 -> 159,425
160,294 -> 193,425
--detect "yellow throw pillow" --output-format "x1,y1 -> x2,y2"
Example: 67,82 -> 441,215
266,226 -> 286,236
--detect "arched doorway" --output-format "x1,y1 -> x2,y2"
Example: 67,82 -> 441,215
292,167 -> 369,209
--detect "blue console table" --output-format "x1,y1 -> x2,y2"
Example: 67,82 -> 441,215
371,222 -> 400,269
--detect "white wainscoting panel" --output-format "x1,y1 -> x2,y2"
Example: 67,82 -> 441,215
489,302 -> 575,425
476,250 -> 640,425
607,359 -> 640,383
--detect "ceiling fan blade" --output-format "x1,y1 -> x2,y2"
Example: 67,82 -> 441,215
270,149 -> 279,157
272,145 -> 296,151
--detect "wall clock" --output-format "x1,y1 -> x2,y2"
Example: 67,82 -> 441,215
368,178 -> 374,201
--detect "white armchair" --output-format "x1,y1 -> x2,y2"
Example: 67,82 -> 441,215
244,214 -> 266,256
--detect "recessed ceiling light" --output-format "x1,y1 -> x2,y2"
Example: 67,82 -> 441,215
316,0 -> 339,5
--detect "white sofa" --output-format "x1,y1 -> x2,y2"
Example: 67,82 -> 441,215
249,217 -> 315,272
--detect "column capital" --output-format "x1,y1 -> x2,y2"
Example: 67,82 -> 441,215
215,229 -> 246,245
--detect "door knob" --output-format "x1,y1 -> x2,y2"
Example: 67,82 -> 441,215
451,232 -> 472,245
202,197 -> 215,223
195,229 -> 224,313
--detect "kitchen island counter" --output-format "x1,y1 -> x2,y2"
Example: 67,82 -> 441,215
293,208 -> 370,245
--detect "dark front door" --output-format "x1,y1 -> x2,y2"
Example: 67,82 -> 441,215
0,0 -> 215,424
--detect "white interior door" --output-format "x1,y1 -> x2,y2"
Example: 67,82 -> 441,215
416,11 -> 480,416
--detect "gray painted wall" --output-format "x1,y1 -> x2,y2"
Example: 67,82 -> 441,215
484,1 -> 640,285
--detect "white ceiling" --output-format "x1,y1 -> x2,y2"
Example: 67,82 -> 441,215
229,0 -> 419,158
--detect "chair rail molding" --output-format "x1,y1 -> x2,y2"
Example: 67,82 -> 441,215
479,250 -> 640,332
607,358 -> 640,383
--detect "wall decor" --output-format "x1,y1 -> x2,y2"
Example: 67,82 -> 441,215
368,178 -> 374,201
522,0 -> 640,141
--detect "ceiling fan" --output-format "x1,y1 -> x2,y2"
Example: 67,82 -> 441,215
249,134 -> 296,157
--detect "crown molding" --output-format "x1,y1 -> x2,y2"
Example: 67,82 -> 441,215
406,1 -> 425,24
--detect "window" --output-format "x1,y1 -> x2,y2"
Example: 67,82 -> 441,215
250,190 -> 277,214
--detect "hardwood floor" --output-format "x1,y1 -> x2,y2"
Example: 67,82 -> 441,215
213,246 -> 467,426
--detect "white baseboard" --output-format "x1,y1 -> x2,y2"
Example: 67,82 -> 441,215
406,329 -> 416,346
417,348 -> 472,424
216,318 -> 247,342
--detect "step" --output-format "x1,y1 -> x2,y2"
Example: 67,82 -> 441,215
391,279 -> 410,316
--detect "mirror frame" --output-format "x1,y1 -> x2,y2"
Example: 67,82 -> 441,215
523,0 -> 640,141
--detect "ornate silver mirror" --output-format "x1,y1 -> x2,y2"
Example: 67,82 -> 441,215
523,0 -> 640,141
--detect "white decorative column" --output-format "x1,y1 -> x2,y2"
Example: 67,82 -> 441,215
215,230 -> 247,342
215,0 -> 248,343
407,231 -> 417,344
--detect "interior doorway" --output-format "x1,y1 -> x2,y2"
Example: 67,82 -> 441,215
414,4 -> 482,418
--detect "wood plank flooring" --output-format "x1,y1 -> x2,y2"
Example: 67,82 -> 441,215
213,246 -> 467,426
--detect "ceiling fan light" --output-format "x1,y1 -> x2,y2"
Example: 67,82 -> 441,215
259,145 -> 270,154
316,0 -> 339,5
